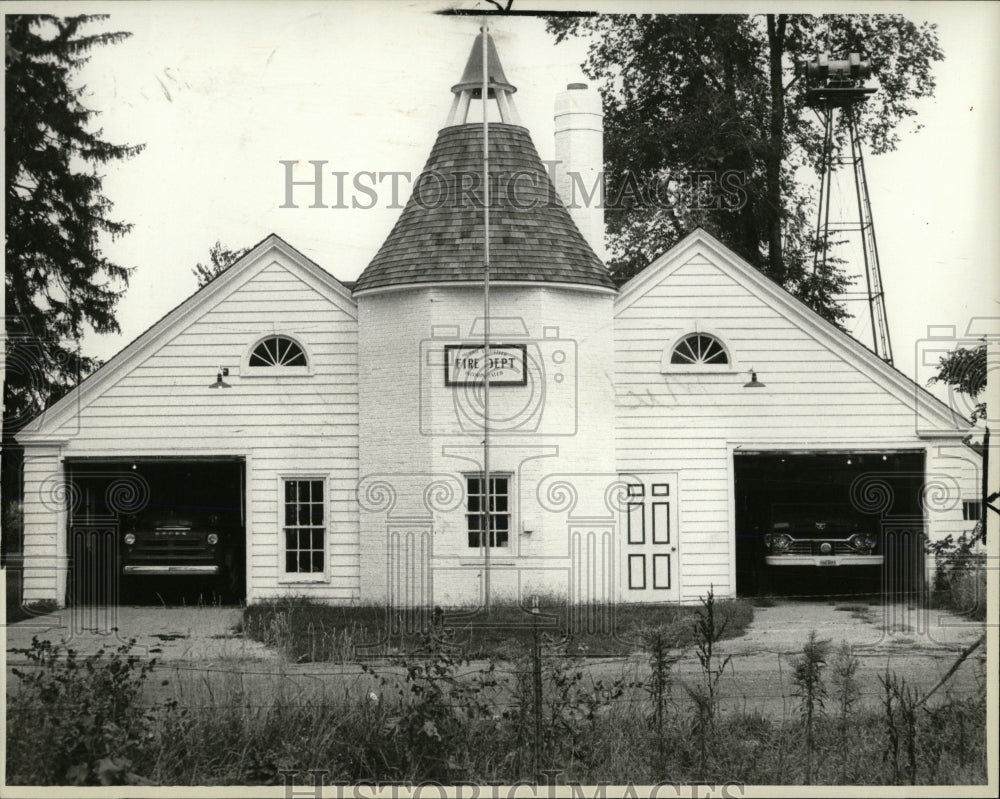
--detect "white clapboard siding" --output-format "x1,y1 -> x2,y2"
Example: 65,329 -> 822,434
615,234 -> 976,601
37,252 -> 361,603
20,446 -> 65,602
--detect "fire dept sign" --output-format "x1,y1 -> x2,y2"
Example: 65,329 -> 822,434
444,344 -> 527,386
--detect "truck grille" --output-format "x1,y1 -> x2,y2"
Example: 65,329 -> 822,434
787,540 -> 858,556
128,538 -> 214,563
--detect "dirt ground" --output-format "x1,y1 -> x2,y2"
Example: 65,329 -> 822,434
674,599 -> 987,716
4,598 -> 987,717
4,604 -> 276,661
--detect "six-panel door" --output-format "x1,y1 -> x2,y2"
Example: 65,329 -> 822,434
621,473 -> 679,601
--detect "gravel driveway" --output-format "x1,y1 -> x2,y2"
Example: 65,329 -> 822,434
5,598 -> 986,718
4,604 -> 276,662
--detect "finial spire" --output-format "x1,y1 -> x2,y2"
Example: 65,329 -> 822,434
446,30 -> 520,126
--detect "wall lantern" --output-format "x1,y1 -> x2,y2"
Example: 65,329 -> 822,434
209,367 -> 231,389
743,369 -> 765,388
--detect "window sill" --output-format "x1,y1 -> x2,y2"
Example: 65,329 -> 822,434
659,366 -> 738,375
278,576 -> 328,584
459,558 -> 516,567
239,368 -> 314,378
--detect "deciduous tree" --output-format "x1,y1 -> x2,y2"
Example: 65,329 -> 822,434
929,344 -> 987,425
547,13 -> 943,326
191,241 -> 250,288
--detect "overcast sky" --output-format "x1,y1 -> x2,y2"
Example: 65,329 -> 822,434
13,0 -> 1000,394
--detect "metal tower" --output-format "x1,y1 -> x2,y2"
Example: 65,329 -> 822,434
805,53 -> 893,365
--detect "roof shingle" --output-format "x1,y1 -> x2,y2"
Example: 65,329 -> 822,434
354,123 -> 614,293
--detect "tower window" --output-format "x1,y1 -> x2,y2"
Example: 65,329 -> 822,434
466,474 -> 510,548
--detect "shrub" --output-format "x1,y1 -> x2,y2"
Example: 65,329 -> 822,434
930,527 -> 987,621
358,629 -> 503,782
7,636 -> 156,785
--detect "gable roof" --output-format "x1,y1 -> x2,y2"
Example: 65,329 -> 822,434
616,228 -> 970,436
17,234 -> 355,443
353,123 -> 615,294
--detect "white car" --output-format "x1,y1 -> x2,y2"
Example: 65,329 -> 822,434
763,504 -> 882,568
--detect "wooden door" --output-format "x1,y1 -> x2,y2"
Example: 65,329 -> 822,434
621,473 -> 678,601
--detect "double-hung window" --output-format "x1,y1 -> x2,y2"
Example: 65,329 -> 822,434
283,478 -> 325,576
466,474 -> 510,548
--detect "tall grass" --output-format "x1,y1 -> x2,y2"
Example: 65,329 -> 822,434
11,661 -> 983,786
239,595 -> 754,661
6,610 -> 987,786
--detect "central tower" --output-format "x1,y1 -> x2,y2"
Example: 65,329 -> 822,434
354,30 -> 618,609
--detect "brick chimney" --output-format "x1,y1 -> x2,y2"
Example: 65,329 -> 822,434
554,83 -> 606,264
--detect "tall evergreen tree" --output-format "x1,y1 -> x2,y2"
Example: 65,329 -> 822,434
4,14 -> 142,431
547,14 -> 943,327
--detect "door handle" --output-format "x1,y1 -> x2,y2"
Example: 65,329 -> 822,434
670,546 -> 676,552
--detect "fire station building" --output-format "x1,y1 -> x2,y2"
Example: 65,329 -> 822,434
16,32 -> 979,608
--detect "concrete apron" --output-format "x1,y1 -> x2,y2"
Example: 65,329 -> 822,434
4,600 -> 986,720
693,600 -> 986,717
4,605 -> 277,662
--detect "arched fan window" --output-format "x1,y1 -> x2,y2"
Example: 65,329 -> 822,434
669,333 -> 729,366
248,336 -> 308,368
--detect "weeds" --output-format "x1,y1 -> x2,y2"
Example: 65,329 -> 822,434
8,636 -> 157,785
791,631 -> 829,783
5,592 -> 987,787
356,628 -> 501,782
639,622 -> 684,772
830,642 -> 860,782
513,634 -> 628,778
686,586 -> 733,774
879,669 -> 921,785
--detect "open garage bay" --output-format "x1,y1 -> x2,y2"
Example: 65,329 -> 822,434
734,450 -> 927,599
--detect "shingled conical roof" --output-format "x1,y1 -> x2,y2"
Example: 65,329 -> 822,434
354,125 -> 613,293
354,31 -> 612,295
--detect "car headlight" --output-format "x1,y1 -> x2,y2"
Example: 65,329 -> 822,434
848,533 -> 876,553
124,533 -> 136,546
766,533 -> 792,554
207,533 -> 219,546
